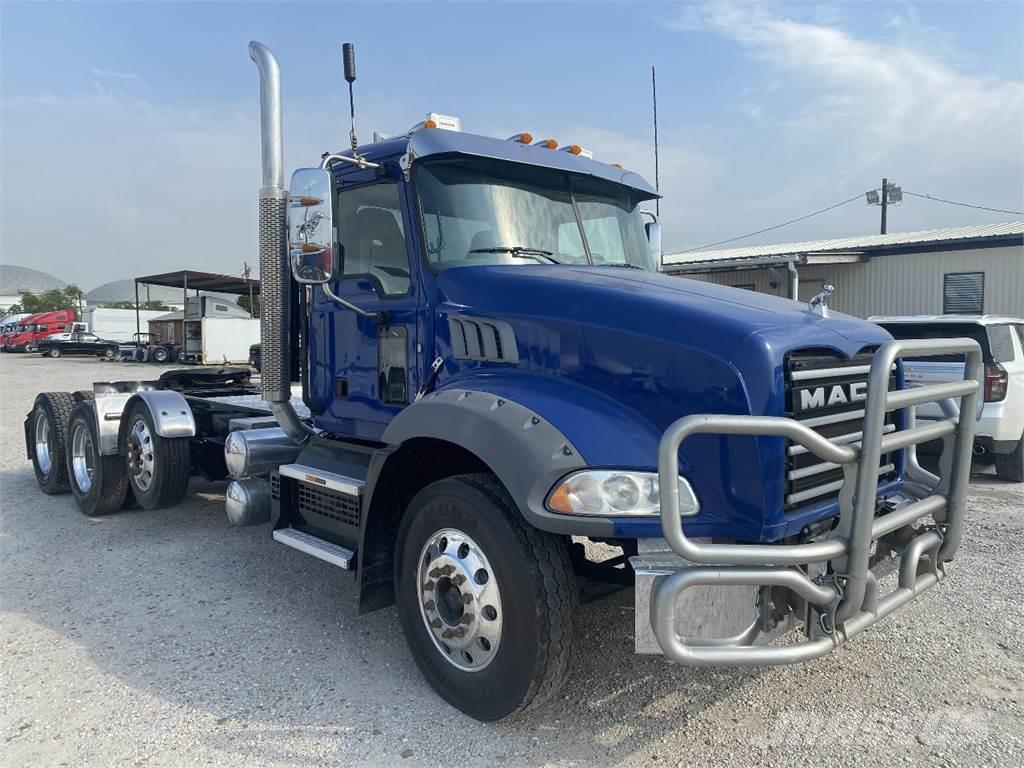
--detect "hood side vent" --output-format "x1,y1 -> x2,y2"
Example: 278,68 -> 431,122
448,316 -> 519,364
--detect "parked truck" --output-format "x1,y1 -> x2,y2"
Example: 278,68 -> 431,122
24,41 -> 983,721
4,309 -> 77,352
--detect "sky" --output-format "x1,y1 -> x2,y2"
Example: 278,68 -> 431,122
1,1 -> 1022,290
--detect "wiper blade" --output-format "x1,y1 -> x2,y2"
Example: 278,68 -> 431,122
599,262 -> 645,269
468,246 -> 560,263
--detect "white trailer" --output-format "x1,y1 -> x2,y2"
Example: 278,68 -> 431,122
83,308 -> 168,342
184,317 -> 260,365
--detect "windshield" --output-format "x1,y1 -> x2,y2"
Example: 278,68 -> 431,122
415,157 -> 653,271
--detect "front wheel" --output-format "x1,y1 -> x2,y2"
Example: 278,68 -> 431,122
995,437 -> 1024,483
395,474 -> 577,721
47,347 -> 61,358
151,346 -> 169,363
103,347 -> 116,359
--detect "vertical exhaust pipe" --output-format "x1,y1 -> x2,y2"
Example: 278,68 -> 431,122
249,41 -> 313,444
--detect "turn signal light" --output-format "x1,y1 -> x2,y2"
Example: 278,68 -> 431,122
534,138 -> 558,149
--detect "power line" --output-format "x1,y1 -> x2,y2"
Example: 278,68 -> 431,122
679,192 -> 867,253
903,191 -> 1024,216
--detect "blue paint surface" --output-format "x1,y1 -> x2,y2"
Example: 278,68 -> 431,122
310,137 -> 900,542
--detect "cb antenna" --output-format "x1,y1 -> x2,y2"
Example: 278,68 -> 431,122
342,42 -> 359,153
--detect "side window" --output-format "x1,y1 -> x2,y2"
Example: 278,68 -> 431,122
987,325 -> 1016,363
337,182 -> 409,297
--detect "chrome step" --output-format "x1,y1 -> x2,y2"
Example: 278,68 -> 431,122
279,463 -> 364,496
272,527 -> 354,569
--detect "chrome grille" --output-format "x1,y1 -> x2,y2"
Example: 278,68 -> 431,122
784,349 -> 899,510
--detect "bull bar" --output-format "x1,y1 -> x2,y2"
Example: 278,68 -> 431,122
649,338 -> 982,665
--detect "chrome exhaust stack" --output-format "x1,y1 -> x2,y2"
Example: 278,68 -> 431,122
249,41 -> 313,444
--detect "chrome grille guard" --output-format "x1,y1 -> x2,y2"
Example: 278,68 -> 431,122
650,338 -> 982,665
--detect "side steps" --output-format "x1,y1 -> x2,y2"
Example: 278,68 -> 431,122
272,528 -> 355,569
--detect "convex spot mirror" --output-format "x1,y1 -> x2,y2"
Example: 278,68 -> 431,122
289,168 -> 336,284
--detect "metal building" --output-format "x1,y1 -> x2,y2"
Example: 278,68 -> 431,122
662,222 -> 1024,318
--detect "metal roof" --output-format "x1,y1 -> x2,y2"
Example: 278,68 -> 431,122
664,222 -> 1024,267
869,314 -> 1024,326
134,270 -> 260,296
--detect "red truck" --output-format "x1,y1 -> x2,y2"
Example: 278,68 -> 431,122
3,310 -> 77,352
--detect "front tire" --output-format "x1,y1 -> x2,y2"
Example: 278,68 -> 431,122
151,346 -> 169,363
995,437 -> 1024,483
123,401 -> 191,510
67,401 -> 129,516
29,392 -> 75,494
395,474 -> 577,721
47,347 -> 61,358
103,347 -> 116,359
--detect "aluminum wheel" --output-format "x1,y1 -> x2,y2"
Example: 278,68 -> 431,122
127,419 -> 155,492
34,411 -> 52,476
70,419 -> 95,494
417,528 -> 503,672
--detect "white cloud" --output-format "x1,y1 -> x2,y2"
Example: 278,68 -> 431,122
661,1 -> 1024,251
92,67 -> 144,84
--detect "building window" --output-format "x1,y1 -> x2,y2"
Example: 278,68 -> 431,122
942,272 -> 984,314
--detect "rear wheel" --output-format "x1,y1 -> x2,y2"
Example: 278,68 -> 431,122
995,437 -> 1024,483
47,347 -> 61,358
66,401 -> 129,516
123,401 -> 191,510
394,474 -> 576,721
29,392 -> 75,494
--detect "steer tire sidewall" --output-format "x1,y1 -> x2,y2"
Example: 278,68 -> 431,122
152,348 -> 168,363
394,473 -> 576,722
30,392 -> 75,494
124,401 -> 191,510
48,348 -> 61,358
66,401 -> 129,517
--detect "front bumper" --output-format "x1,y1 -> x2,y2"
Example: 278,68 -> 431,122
632,338 -> 982,664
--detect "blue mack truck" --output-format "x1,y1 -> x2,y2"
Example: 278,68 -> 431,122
24,41 -> 982,721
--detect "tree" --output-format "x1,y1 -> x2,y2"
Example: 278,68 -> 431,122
238,294 -> 260,318
12,286 -> 85,314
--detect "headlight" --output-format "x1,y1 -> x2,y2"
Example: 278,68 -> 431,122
546,470 -> 700,517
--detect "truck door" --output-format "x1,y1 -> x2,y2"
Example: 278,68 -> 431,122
308,177 -> 421,440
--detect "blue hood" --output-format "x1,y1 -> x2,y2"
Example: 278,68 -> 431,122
434,265 -> 894,542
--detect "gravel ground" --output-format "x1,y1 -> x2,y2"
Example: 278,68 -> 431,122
1,354 -> 1022,767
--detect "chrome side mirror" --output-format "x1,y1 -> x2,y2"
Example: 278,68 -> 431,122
644,220 -> 662,270
288,168 -> 336,284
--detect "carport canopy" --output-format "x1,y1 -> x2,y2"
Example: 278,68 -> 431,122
132,270 -> 260,340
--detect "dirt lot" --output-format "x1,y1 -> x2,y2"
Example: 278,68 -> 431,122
1,354 -> 1022,767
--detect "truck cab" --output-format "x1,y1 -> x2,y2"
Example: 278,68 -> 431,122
6,309 -> 77,352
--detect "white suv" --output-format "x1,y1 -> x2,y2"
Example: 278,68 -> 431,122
871,315 -> 1024,482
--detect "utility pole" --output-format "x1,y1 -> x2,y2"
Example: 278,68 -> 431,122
880,177 -> 888,235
